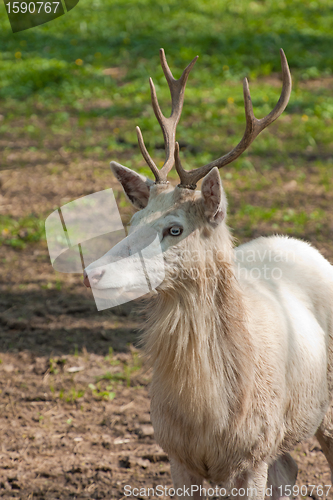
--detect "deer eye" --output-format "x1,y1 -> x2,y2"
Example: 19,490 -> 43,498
169,226 -> 183,237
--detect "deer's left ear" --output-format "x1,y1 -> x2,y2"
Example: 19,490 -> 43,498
201,167 -> 227,226
111,161 -> 155,210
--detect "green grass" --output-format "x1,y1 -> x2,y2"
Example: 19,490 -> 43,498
0,214 -> 45,248
233,204 -> 325,236
1,0 -> 333,247
1,0 -> 333,166
46,350 -> 144,405
96,349 -> 142,388
1,0 -> 333,104
88,382 -> 115,401
1,0 -> 333,99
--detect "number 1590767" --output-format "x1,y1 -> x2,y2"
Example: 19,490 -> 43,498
278,485 -> 331,498
6,2 -> 60,14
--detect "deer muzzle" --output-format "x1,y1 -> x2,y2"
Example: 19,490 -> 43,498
83,269 -> 105,288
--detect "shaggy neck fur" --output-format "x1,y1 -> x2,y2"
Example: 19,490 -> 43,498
142,220 -> 255,431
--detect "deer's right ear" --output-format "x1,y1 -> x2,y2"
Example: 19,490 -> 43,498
110,162 -> 154,210
201,167 -> 227,226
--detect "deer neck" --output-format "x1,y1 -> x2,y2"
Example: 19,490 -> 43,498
142,224 -> 254,428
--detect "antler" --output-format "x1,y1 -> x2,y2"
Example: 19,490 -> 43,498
136,49 -> 198,184
175,49 -> 292,189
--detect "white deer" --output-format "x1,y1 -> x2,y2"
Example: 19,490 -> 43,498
84,49 -> 333,499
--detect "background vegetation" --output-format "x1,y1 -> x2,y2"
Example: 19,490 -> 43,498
1,0 -> 333,250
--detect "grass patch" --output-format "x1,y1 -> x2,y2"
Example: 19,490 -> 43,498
96,350 -> 142,388
47,349 -> 144,405
88,383 -> 115,401
0,214 -> 45,249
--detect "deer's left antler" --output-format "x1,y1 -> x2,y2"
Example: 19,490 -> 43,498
136,49 -> 198,184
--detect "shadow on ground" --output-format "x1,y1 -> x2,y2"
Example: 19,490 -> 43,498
0,288 -> 144,356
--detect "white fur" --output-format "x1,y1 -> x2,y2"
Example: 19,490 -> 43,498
85,165 -> 333,499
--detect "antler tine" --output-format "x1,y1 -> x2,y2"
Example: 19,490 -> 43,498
136,126 -> 161,180
176,49 -> 292,189
136,49 -> 198,184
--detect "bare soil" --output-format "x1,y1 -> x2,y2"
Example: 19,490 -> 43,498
1,148 -> 333,499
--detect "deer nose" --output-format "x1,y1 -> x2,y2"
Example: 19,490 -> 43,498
83,269 -> 105,288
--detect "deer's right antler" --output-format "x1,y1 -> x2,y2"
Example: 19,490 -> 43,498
175,49 -> 292,189
136,49 -> 198,184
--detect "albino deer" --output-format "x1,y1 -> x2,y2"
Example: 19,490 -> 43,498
84,50 -> 333,499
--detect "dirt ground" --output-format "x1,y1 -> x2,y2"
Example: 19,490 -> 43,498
1,151 -> 333,499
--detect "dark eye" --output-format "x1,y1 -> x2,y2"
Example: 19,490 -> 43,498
169,226 -> 183,237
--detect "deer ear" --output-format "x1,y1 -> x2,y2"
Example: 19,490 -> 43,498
201,167 -> 227,226
110,161 -> 154,210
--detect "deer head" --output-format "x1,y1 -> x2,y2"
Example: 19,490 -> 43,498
84,49 -> 291,305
